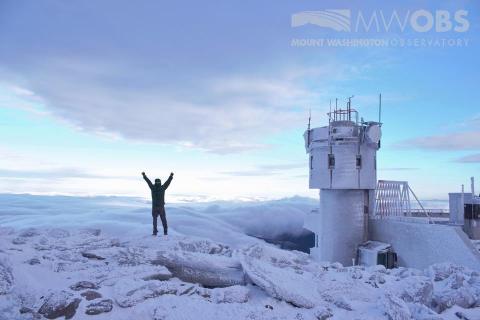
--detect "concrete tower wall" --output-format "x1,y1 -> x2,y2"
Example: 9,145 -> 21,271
310,189 -> 367,265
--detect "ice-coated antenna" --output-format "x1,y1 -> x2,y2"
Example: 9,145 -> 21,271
335,98 -> 338,121
308,108 -> 311,130
379,93 -> 382,125
329,99 -> 332,124
347,95 -> 354,121
307,108 -> 311,147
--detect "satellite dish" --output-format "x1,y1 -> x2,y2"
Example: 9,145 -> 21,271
366,124 -> 381,144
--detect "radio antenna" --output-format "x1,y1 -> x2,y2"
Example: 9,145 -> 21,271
307,108 -> 311,147
379,93 -> 382,125
335,98 -> 338,121
329,99 -> 332,124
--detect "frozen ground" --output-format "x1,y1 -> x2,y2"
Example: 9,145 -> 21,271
0,194 -> 479,320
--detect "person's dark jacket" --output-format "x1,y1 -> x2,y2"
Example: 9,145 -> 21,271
143,174 -> 173,207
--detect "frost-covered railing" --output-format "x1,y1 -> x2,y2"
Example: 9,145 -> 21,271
374,180 -> 433,223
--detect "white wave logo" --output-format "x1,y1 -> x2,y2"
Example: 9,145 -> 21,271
291,10 -> 351,32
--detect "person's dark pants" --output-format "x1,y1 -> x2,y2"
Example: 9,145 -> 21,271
152,206 -> 168,235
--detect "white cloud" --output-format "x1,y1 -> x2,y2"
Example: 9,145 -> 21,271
221,163 -> 305,177
1,55 -> 376,154
454,153 -> 480,163
0,167 -> 134,180
379,167 -> 419,171
397,130 -> 480,151
1,58 -> 332,154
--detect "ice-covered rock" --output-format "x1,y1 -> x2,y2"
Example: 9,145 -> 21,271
115,247 -> 149,266
312,305 -> 333,320
407,303 -> 443,320
113,278 -> 194,307
441,305 -> 480,319
85,299 -> 113,315
432,280 -> 477,312
12,237 -> 27,245
140,266 -> 173,281
426,263 -> 468,282
97,264 -> 172,286
81,251 -> 106,260
427,263 -> 479,312
69,280 -> 99,291
78,228 -> 101,237
80,290 -> 102,301
0,256 -> 14,295
0,227 -> 14,236
25,257 -> 41,265
333,297 -> 353,311
2,222 -> 480,319
174,239 -> 233,256
37,290 -> 81,320
205,285 -> 249,303
239,244 -> 321,308
391,267 -> 424,279
18,228 -> 40,238
19,306 -> 43,319
379,293 -> 411,320
154,250 -> 245,287
385,276 -> 433,305
47,228 -> 70,239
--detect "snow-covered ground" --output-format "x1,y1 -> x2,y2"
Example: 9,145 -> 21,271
0,194 -> 479,319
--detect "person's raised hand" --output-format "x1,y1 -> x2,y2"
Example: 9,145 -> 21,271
142,172 -> 145,176
170,172 -> 174,176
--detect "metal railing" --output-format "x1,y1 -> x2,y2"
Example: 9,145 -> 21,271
374,180 -> 434,223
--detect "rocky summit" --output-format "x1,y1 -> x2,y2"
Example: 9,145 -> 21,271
0,226 -> 479,319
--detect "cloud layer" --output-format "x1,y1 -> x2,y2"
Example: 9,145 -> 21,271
454,153 -> 480,163
0,2 -> 345,154
221,163 -> 305,177
397,131 -> 480,151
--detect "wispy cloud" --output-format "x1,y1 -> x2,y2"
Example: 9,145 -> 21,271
395,130 -> 480,151
379,167 -> 419,171
221,163 -> 305,177
0,168 -> 134,180
2,60 -> 325,154
454,153 -> 480,163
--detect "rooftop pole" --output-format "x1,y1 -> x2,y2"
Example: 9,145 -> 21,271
379,93 -> 382,124
335,98 -> 338,121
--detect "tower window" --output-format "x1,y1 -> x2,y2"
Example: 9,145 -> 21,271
356,155 -> 362,169
328,154 -> 335,169
310,155 -> 313,170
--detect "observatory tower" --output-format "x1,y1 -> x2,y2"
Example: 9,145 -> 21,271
304,97 -> 382,265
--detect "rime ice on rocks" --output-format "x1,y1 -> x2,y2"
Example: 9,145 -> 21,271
0,225 -> 479,318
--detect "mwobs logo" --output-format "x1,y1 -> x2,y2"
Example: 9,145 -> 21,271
291,9 -> 469,33
291,10 -> 351,32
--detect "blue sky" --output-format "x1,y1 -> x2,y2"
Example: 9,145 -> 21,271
0,0 -> 478,200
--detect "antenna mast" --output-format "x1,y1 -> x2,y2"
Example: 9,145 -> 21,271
348,95 -> 354,122
307,108 -> 311,147
335,98 -> 338,121
329,99 -> 332,124
379,93 -> 382,124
